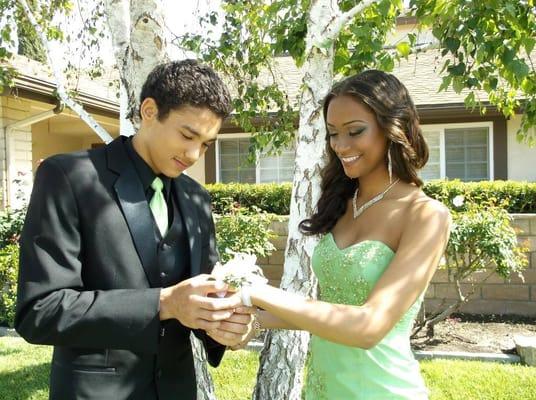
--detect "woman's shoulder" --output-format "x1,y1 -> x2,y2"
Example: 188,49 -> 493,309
402,187 -> 451,228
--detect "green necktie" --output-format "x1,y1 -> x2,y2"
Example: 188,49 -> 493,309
150,177 -> 168,237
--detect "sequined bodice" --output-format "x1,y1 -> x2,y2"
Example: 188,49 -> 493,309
313,233 -> 394,304
304,233 -> 428,400
312,232 -> 422,334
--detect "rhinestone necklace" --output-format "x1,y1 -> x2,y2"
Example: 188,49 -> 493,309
352,178 -> 400,219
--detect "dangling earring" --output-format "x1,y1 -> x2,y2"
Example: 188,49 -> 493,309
387,143 -> 393,184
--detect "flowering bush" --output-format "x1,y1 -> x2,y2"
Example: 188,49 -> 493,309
214,200 -> 276,263
415,198 -> 528,337
0,244 -> 19,327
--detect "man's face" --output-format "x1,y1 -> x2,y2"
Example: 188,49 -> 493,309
137,99 -> 222,178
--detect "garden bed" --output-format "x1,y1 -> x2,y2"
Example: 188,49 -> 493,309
411,314 -> 536,354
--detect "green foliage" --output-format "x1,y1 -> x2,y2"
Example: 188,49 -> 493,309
334,0 -> 404,75
206,181 -> 536,215
445,202 -> 528,282
423,180 -> 536,214
411,0 -> 536,145
416,199 -> 528,335
0,0 -> 108,95
0,206 -> 26,248
0,0 -> 17,88
183,0 -> 536,161
214,201 -> 276,263
207,183 -> 292,215
0,245 -> 19,328
182,0 -> 301,163
14,1 -> 47,62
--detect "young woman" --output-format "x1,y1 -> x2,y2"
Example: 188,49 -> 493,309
215,70 -> 451,399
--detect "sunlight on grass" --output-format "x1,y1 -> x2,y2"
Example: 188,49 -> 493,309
1,337 -> 536,400
421,359 -> 536,400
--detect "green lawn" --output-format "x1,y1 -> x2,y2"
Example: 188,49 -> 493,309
2,337 -> 535,400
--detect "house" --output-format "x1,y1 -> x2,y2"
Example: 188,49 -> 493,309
1,42 -> 535,209
208,50 -> 536,186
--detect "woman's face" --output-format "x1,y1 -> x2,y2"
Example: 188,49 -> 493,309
326,95 -> 388,179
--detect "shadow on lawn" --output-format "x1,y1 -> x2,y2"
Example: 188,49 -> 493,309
0,362 -> 50,399
0,347 -> 22,357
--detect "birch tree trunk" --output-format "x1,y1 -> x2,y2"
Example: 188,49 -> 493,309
104,0 -> 168,134
253,1 -> 379,399
104,1 -> 216,398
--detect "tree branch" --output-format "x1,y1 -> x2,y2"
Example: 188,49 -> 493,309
17,0 -> 113,143
325,0 -> 380,42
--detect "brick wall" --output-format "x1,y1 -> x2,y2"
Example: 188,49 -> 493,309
258,214 -> 536,317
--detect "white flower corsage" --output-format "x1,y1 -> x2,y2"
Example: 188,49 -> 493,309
211,251 -> 268,306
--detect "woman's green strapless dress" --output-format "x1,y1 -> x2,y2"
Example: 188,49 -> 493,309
303,233 -> 428,400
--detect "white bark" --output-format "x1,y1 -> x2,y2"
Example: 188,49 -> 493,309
190,334 -> 217,399
104,0 -> 135,136
17,0 -> 113,143
253,1 -> 380,399
105,0 -> 169,134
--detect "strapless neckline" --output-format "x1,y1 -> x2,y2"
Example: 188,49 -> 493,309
327,232 -> 395,254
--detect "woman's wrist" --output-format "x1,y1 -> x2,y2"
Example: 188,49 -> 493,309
248,283 -> 272,307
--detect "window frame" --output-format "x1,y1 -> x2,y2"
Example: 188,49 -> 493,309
215,133 -> 257,183
420,121 -> 494,181
216,133 -> 295,184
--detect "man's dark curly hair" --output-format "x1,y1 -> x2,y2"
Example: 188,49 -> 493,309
139,59 -> 232,121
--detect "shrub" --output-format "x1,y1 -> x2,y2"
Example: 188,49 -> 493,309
0,244 -> 19,328
214,201 -> 276,263
414,200 -> 529,337
423,180 -> 536,213
207,183 -> 292,215
206,180 -> 536,215
0,206 -> 26,248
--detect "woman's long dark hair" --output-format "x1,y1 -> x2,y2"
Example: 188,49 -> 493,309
299,70 -> 429,235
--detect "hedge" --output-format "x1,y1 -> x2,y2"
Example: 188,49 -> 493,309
206,180 -> 536,215
207,183 -> 293,215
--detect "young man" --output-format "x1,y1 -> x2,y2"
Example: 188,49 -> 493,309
15,60 -> 252,400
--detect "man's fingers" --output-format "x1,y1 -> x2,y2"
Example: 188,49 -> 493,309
224,313 -> 252,325
198,308 -> 234,322
192,294 -> 242,311
191,277 -> 228,295
233,306 -> 257,315
208,329 -> 243,342
196,319 -> 221,331
218,321 -> 249,335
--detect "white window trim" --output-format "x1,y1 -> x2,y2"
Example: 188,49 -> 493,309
216,133 -> 295,184
421,121 -> 494,180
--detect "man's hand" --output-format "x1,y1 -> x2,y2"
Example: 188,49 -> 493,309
206,306 -> 257,348
159,274 -> 242,331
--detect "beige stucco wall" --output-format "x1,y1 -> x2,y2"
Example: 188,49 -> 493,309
0,94 -> 121,209
32,119 -> 90,173
507,115 -> 536,182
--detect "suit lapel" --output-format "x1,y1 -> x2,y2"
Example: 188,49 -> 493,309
107,137 -> 159,287
174,178 -> 202,276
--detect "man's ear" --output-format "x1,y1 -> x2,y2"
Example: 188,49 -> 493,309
140,98 -> 159,121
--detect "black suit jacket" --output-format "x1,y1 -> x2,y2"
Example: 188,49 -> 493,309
15,136 -> 224,400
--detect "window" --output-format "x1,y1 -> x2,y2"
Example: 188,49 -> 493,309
420,123 -> 493,181
259,147 -> 295,183
218,137 -> 256,183
217,136 -> 295,184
